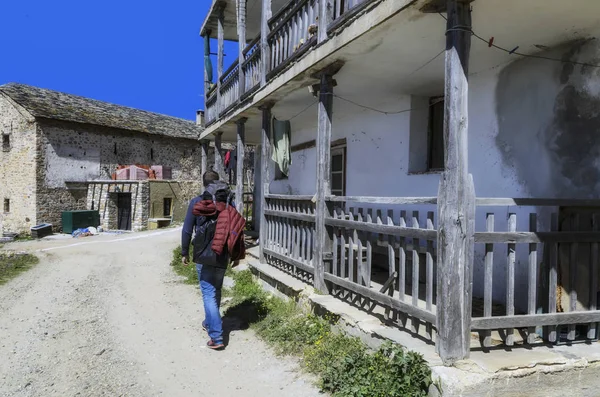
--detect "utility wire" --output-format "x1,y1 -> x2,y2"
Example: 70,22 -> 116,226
439,12 -> 600,69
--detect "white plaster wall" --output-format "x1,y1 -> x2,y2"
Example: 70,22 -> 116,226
265,40 -> 600,312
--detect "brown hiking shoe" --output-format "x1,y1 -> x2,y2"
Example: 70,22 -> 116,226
207,339 -> 224,350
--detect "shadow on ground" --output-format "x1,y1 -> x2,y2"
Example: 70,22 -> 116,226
222,298 -> 266,346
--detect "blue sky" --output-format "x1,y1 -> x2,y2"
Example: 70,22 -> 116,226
0,0 -> 236,120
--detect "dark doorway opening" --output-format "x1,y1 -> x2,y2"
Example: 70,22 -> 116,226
117,193 -> 132,231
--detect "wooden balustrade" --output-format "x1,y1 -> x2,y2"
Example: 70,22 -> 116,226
205,90 -> 218,125
242,36 -> 262,98
324,197 -> 438,341
267,0 -> 318,77
264,195 -> 316,281
218,60 -> 240,116
472,199 -> 600,347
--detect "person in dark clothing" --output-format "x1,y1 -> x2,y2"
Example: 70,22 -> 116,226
182,170 -> 232,350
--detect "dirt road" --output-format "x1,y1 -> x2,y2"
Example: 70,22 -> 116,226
0,229 -> 321,397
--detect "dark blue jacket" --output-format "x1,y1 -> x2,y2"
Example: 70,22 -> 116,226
181,194 -> 234,268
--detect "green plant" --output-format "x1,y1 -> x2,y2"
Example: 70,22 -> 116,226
218,268 -> 433,397
170,245 -> 198,284
0,252 -> 39,285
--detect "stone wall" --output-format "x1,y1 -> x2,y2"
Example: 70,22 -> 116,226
37,119 -> 201,231
86,182 -> 147,232
0,95 -> 38,234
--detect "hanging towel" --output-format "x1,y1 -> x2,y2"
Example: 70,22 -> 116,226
272,118 -> 291,176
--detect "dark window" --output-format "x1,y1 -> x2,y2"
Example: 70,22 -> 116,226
150,148 -> 154,160
427,97 -> 445,171
2,135 -> 9,152
331,146 -> 346,196
163,198 -> 173,217
3,199 -> 9,213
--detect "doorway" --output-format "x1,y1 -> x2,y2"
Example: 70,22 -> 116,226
117,193 -> 132,231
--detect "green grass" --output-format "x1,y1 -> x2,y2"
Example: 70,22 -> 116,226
170,245 -> 198,285
224,268 -> 432,397
0,252 -> 39,285
170,244 -> 432,396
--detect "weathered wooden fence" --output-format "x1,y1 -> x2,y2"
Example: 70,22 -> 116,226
324,196 -> 438,340
263,195 -> 316,282
472,198 -> 600,347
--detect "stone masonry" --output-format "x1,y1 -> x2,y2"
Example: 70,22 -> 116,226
0,83 -> 204,234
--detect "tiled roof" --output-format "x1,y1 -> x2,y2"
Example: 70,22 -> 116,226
0,83 -> 202,140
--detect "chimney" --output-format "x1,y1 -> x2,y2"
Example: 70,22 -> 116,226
196,110 -> 205,127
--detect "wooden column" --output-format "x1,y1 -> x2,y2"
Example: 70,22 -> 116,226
436,0 -> 475,365
318,0 -> 332,43
313,64 -> 341,293
202,31 -> 211,100
217,5 -> 225,114
214,132 -> 225,180
260,0 -> 272,85
236,118 -> 247,213
259,104 -> 273,263
237,0 -> 247,97
201,139 -> 209,176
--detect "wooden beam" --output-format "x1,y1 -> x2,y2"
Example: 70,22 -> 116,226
313,65 -> 340,293
265,209 -> 315,223
214,131 -> 225,180
259,104 -> 274,263
290,137 -> 347,153
436,0 -> 474,365
236,118 -> 247,213
202,30 -> 212,99
200,139 -> 209,176
472,311 -> 600,330
323,272 -> 437,324
260,0 -> 272,85
237,0 -> 247,97
217,5 -> 225,115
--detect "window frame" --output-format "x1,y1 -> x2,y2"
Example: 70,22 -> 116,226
331,144 -> 346,197
163,197 -> 173,218
427,96 -> 445,172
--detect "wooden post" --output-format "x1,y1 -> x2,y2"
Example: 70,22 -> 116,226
236,118 -> 247,213
313,63 -> 342,293
260,0 -> 272,85
217,5 -> 225,114
436,0 -> 474,365
214,132 -> 225,180
201,139 -> 209,176
259,104 -> 273,263
318,0 -> 332,43
202,31 -> 211,100
237,0 -> 247,97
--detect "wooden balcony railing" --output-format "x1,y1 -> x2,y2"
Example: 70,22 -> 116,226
218,59 -> 240,116
242,36 -> 262,99
203,0 -> 380,126
267,0 -> 318,77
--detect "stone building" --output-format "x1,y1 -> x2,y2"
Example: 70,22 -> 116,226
0,83 -> 203,234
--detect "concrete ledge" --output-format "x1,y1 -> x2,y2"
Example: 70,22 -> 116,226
244,246 -> 600,396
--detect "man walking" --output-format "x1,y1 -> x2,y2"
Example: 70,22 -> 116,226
181,170 -> 231,350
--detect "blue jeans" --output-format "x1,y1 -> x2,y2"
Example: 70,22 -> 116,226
196,264 -> 226,343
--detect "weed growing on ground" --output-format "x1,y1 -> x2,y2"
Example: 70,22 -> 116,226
225,268 -> 432,397
0,252 -> 39,285
170,246 -> 198,284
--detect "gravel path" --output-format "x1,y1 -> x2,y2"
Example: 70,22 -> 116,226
0,229 -> 322,397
